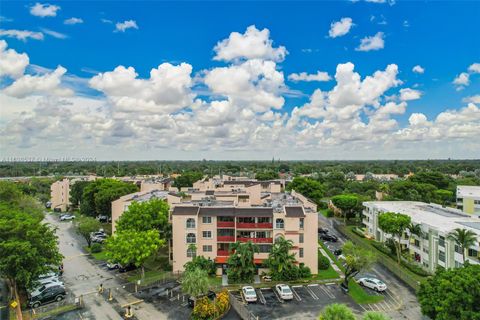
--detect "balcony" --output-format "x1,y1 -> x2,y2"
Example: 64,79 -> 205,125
236,222 -> 273,229
217,236 -> 235,242
217,250 -> 230,256
217,221 -> 235,228
237,237 -> 273,244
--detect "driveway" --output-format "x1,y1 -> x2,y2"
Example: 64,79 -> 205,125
46,213 -> 169,320
318,214 -> 424,320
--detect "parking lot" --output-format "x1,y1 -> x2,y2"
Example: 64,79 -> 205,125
235,283 -> 360,320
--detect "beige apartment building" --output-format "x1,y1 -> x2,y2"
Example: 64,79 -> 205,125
50,178 -> 71,212
171,192 -> 318,275
111,190 -> 182,233
193,176 -> 284,193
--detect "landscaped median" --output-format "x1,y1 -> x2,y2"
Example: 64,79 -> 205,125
337,225 -> 428,291
318,240 -> 385,304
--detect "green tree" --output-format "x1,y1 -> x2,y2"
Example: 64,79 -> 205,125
319,303 -> 356,320
342,241 -> 376,288
227,241 -> 258,283
173,171 -> 203,188
407,223 -> 423,249
115,198 -> 169,237
184,256 -> 216,276
181,267 -> 209,298
447,228 -> 478,263
76,216 -> 101,248
363,312 -> 391,320
266,237 -> 298,281
286,177 -> 325,204
0,205 -> 62,319
80,179 -> 138,217
105,229 -> 164,279
418,264 -> 480,320
255,171 -> 279,181
409,171 -> 450,189
331,194 -> 359,224
69,180 -> 90,207
434,189 -> 454,205
378,212 -> 411,264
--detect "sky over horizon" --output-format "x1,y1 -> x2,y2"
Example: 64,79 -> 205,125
0,1 -> 479,160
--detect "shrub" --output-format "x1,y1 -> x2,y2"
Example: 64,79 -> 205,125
318,255 -> 331,270
351,227 -> 366,238
192,290 -> 230,320
216,289 -> 229,314
326,209 -> 335,217
91,243 -> 102,253
184,256 -> 216,276
299,263 -> 312,278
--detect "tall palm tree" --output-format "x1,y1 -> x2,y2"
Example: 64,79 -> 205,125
407,223 -> 423,249
227,241 -> 258,283
266,237 -> 297,280
447,228 -> 478,263
181,267 -> 209,298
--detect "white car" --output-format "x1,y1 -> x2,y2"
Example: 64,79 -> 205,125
358,277 -> 387,292
60,214 -> 75,221
242,286 -> 257,303
275,284 -> 293,300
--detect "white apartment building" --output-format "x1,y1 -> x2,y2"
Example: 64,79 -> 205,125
363,201 -> 480,273
457,185 -> 480,216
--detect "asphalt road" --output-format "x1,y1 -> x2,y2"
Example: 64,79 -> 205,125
318,214 -> 424,320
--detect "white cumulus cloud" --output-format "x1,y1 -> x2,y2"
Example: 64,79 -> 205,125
64,17 -> 83,25
412,65 -> 425,74
0,40 -> 29,79
468,63 -> 480,74
400,88 -> 422,101
463,95 -> 480,104
328,18 -> 354,38
288,71 -> 331,82
0,29 -> 44,41
356,32 -> 385,51
30,3 -> 60,17
115,20 -> 138,32
213,25 -> 287,62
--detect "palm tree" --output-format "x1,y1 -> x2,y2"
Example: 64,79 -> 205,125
319,303 -> 355,320
447,228 -> 478,263
181,267 -> 209,298
407,223 -> 423,249
266,237 -> 297,280
227,241 -> 258,283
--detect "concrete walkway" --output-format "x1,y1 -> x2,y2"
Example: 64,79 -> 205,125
319,248 -> 345,278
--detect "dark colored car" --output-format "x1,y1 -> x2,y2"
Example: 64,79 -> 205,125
318,228 -> 329,234
320,234 -> 338,242
28,284 -> 66,308
119,264 -> 137,273
333,249 -> 343,256
188,290 -> 216,308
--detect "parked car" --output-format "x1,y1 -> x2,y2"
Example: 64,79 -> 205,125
333,249 -> 343,256
97,215 -> 109,223
242,286 -> 257,303
262,275 -> 272,282
318,227 -> 329,234
358,277 -> 387,292
28,284 -> 66,308
275,284 -> 293,300
118,264 -> 137,273
91,234 -> 107,243
106,262 -> 120,270
188,290 -> 216,308
60,214 -> 75,221
33,277 -> 64,290
320,234 -> 338,242
38,272 -> 60,281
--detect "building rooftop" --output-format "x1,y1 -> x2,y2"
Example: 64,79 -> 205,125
457,185 -> 480,198
119,189 -> 171,202
364,201 -> 480,235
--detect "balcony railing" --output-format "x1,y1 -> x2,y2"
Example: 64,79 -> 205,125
217,236 -> 235,242
217,250 -> 229,256
217,221 -> 235,228
236,222 -> 273,229
237,237 -> 273,243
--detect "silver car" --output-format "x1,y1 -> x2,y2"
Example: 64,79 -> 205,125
358,277 -> 387,292
275,284 -> 293,300
242,286 -> 257,303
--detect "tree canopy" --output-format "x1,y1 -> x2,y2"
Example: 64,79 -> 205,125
115,198 -> 170,236
173,171 -> 203,188
266,237 -> 298,281
319,303 -> 356,320
447,228 -> 478,263
286,177 -> 325,204
227,241 -> 258,283
181,267 -> 210,298
76,216 -> 101,247
418,263 -> 480,320
342,241 -> 376,287
255,171 -> 279,181
331,194 -> 359,223
378,212 -> 411,264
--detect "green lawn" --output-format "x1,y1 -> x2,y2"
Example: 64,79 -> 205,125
314,264 -> 340,280
319,209 -> 331,218
127,270 -> 170,285
209,276 -> 223,287
318,241 -> 345,272
348,279 -> 384,304
84,246 -> 108,261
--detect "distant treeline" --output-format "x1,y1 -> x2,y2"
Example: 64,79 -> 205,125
0,159 -> 479,178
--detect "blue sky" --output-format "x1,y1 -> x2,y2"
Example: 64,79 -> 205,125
0,1 -> 479,160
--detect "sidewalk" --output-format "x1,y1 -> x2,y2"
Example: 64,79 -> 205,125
319,248 -> 345,278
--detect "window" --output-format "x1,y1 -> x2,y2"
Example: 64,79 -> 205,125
299,248 -> 304,258
468,248 -> 478,258
203,245 -> 212,252
455,261 -> 463,268
275,218 -> 284,229
202,216 -> 212,224
299,233 -> 304,243
202,231 -> 212,239
258,245 -> 272,253
414,239 -> 420,247
186,233 -> 196,243
439,250 -> 445,262
299,218 -> 304,229
257,217 -> 270,223
275,234 -> 284,242
186,218 -> 195,229
475,200 -> 480,205
438,236 -> 445,247
187,247 -> 196,258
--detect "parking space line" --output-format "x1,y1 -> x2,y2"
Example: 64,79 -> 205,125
305,285 -> 319,300
256,289 -> 266,305
358,304 -> 368,312
271,288 -> 284,303
291,286 -> 302,302
319,285 -> 335,299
